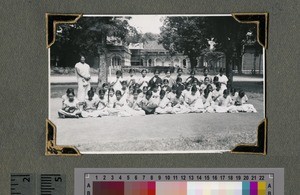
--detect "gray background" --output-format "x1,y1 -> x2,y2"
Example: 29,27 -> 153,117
0,0 -> 299,194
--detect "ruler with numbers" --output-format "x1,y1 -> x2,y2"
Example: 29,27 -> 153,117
74,168 -> 284,195
10,173 -> 65,195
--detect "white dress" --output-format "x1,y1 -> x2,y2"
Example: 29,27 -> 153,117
234,95 -> 257,113
75,62 -> 91,102
184,92 -> 204,113
155,97 -> 172,114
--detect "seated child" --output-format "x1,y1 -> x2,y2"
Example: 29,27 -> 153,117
81,90 -> 101,118
214,89 -> 234,113
201,88 -> 215,113
161,79 -> 172,92
155,90 -> 172,114
127,89 -> 145,116
184,86 -> 204,113
111,70 -> 123,91
62,88 -> 75,107
216,68 -> 228,92
211,82 -> 223,101
128,68 -> 136,87
175,77 -> 185,92
139,90 -> 158,115
84,87 -> 99,101
137,69 -> 149,90
138,86 -> 148,99
177,68 -> 183,79
211,76 -> 219,91
107,88 -> 117,110
199,77 -> 210,95
112,90 -> 132,117
199,67 -> 212,83
58,90 -> 81,118
182,82 -> 192,99
170,89 -> 190,114
230,88 -> 239,103
234,90 -> 257,113
96,89 -> 109,116
120,81 -> 129,98
167,85 -> 177,100
150,84 -> 161,105
185,69 -> 199,85
149,69 -> 163,89
102,83 -> 109,97
163,69 -> 175,87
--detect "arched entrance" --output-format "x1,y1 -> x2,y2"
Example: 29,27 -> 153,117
111,56 -> 122,67
155,58 -> 163,66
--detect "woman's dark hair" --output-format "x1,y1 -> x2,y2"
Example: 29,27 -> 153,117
87,89 -> 94,97
141,69 -> 147,73
66,88 -> 74,94
177,68 -> 183,73
160,90 -> 166,96
216,82 -> 221,88
108,87 -> 115,93
67,91 -> 75,96
98,89 -> 105,95
133,89 -> 139,94
129,68 -> 135,73
176,77 -> 182,82
102,83 -> 108,88
191,85 -> 198,92
176,89 -> 182,96
146,90 -> 153,96
223,89 -> 229,95
213,76 -> 219,82
163,79 -> 169,83
239,90 -> 245,98
115,90 -> 122,96
121,81 -> 127,85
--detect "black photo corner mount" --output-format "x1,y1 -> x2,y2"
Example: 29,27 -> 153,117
46,13 -> 82,48
230,13 -> 268,155
232,13 -> 268,48
231,119 -> 267,155
46,119 -> 81,156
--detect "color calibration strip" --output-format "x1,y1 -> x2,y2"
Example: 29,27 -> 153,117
91,181 -> 267,195
84,173 -> 273,195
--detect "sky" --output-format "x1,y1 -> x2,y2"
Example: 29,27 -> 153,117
127,15 -> 165,34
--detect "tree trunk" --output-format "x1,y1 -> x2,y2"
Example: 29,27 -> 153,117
188,56 -> 197,70
97,34 -> 109,90
97,48 -> 109,89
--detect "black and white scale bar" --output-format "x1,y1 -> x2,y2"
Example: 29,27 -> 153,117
11,174 -> 35,195
40,174 -> 66,195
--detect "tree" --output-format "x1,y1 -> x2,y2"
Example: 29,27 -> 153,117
159,16 -> 259,87
159,17 -> 208,70
51,16 -> 136,88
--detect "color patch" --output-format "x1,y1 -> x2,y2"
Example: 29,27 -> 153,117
242,182 -> 250,195
258,182 -> 266,195
156,182 -> 187,195
250,182 -> 258,195
93,182 -> 124,195
124,182 -> 155,195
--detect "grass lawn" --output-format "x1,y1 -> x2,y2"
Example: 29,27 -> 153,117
49,81 -> 264,153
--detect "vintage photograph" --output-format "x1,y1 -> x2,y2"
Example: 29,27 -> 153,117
49,15 -> 265,153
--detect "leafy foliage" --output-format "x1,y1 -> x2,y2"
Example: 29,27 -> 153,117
159,16 -> 259,70
51,17 -> 135,67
